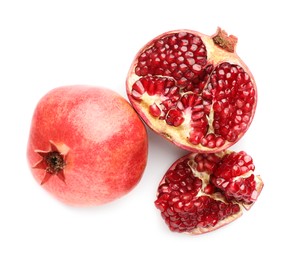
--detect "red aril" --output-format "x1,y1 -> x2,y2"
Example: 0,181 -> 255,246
126,28 -> 257,152
27,85 -> 148,206
154,150 -> 263,234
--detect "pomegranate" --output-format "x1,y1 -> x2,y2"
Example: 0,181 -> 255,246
126,28 -> 257,152
154,150 -> 263,234
27,85 -> 148,206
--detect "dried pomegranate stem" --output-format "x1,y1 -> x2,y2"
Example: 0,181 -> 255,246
212,27 -> 238,53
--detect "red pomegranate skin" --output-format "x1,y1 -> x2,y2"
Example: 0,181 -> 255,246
27,85 -> 148,206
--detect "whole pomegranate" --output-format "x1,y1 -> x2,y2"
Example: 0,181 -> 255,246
126,28 -> 257,152
27,85 -> 148,206
154,150 -> 263,234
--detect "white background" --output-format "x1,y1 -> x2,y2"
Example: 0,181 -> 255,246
0,0 -> 288,259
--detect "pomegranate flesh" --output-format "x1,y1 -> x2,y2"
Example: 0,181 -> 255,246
154,150 -> 263,234
126,28 -> 257,152
27,85 -> 148,206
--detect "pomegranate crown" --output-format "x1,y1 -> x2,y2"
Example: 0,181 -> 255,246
212,27 -> 238,53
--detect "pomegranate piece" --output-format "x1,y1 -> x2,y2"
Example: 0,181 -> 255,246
27,85 -> 148,206
154,151 -> 263,234
126,28 -> 257,152
211,151 -> 263,209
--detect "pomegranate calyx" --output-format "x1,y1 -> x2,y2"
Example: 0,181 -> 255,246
33,140 -> 69,185
212,27 -> 238,53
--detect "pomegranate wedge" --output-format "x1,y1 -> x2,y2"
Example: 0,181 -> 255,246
154,150 -> 263,234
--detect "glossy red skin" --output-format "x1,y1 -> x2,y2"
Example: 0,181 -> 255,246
27,85 -> 148,206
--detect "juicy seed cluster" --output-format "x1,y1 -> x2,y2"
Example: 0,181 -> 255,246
130,32 -> 256,150
194,153 -> 221,173
209,63 -> 256,143
154,158 -> 241,233
211,151 -> 257,204
135,32 -> 208,89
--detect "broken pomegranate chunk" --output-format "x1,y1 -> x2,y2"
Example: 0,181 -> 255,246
154,150 -> 263,234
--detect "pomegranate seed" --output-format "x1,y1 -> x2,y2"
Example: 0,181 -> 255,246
204,183 -> 216,194
191,111 -> 205,121
215,137 -> 225,147
149,103 -> 161,117
166,109 -> 184,127
189,131 -> 204,145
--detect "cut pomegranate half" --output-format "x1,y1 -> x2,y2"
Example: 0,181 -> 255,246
126,28 -> 257,152
154,150 -> 263,234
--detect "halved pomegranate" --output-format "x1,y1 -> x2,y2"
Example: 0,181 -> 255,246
154,150 -> 263,234
126,28 -> 257,152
